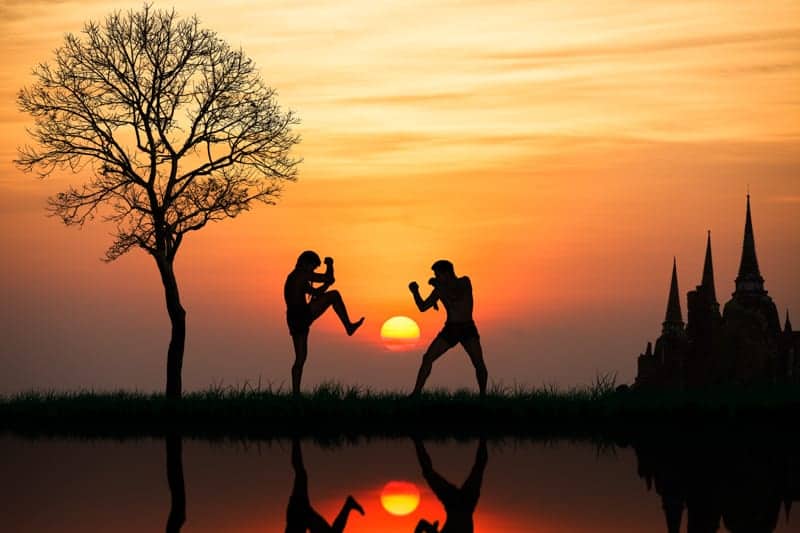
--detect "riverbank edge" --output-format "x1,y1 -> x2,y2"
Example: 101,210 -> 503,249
2,384 -> 799,439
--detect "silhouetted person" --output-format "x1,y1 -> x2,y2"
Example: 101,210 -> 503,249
286,438 -> 365,532
413,437 -> 488,533
285,251 -> 364,395
165,433 -> 186,533
409,260 -> 488,397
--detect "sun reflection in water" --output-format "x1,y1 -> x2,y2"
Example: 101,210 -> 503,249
380,480 -> 421,516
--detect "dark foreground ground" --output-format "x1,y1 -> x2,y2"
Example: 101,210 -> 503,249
2,382 -> 799,440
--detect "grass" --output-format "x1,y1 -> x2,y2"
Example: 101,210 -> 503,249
1,377 -> 798,440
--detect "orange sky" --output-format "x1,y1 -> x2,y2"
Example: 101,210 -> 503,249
0,1 -> 799,393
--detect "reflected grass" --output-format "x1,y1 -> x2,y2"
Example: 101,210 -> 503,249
1,378 -> 799,439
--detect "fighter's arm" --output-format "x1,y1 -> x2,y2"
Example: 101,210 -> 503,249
300,275 -> 333,299
299,271 -> 333,285
322,256 -> 334,282
298,258 -> 335,287
409,282 -> 439,312
306,258 -> 336,297
309,279 -> 332,298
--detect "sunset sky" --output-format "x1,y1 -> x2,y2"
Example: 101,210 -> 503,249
1,0 -> 798,394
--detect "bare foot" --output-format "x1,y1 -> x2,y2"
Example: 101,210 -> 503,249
346,495 -> 365,515
346,317 -> 365,336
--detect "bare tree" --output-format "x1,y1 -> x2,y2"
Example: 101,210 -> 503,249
16,6 -> 301,398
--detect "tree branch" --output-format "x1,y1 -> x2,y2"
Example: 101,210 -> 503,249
16,5 -> 301,262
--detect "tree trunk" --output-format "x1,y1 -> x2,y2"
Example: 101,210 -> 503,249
157,257 -> 186,399
165,433 -> 186,532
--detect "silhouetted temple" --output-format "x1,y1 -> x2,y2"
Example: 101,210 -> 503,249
636,195 -> 800,387
629,432 -> 800,533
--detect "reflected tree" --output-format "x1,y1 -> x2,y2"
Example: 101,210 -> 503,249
165,433 -> 186,533
16,5 -> 301,398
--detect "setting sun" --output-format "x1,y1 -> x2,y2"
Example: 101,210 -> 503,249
380,480 -> 421,516
380,316 -> 421,352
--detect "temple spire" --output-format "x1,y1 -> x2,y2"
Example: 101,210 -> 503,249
663,257 -> 684,333
663,497 -> 684,533
735,193 -> 765,294
701,230 -> 717,303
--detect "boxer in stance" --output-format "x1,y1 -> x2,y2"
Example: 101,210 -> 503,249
408,260 -> 488,397
285,251 -> 364,396
412,437 -> 488,533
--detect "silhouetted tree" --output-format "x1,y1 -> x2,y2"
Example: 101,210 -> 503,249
165,433 -> 186,533
16,6 -> 301,398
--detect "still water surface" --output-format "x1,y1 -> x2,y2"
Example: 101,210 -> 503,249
1,435 -> 797,532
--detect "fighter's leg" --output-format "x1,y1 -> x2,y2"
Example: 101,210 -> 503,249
305,510 -> 334,533
461,337 -> 488,397
329,495 -> 365,532
460,438 -> 489,509
413,438 -> 461,506
309,290 -> 364,336
287,438 -> 311,532
291,334 -> 308,396
410,336 -> 452,396
291,438 -> 307,478
289,438 -> 338,533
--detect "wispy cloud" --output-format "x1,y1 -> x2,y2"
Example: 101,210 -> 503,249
483,28 -> 800,63
335,92 -> 472,106
767,195 -> 800,204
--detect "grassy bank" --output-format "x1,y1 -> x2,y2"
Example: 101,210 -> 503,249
2,381 -> 799,439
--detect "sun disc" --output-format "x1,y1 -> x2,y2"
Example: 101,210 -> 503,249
380,481 -> 421,516
380,316 -> 421,351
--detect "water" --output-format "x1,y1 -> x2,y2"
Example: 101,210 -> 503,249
1,435 -> 797,532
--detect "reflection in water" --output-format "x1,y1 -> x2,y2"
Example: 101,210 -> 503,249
631,434 -> 800,533
286,437 -> 365,532
165,433 -> 186,533
2,434 -> 798,532
380,481 -> 421,516
413,437 -> 488,533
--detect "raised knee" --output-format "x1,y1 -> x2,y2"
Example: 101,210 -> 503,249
329,289 -> 342,300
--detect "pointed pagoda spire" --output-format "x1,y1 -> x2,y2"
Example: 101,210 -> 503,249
663,497 -> 684,533
735,193 -> 765,294
700,230 -> 717,303
663,257 -> 684,333
786,310 -> 793,334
